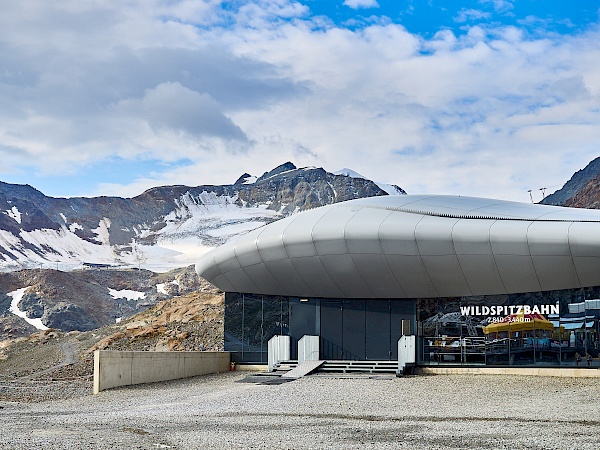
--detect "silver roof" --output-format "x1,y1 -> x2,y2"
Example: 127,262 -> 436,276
196,195 -> 600,298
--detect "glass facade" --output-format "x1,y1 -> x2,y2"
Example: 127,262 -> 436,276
225,293 -> 415,363
418,287 -> 600,367
224,293 -> 290,363
226,287 -> 600,367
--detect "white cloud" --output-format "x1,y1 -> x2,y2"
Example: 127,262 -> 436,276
117,82 -> 247,141
454,9 -> 491,23
482,0 -> 514,14
344,0 -> 380,10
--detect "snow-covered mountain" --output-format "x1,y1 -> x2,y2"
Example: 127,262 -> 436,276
0,163 -> 405,272
334,168 -> 407,196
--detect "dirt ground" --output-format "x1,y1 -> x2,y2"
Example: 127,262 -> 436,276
0,290 -> 224,402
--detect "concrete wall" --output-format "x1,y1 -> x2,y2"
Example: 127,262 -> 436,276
298,335 -> 319,365
268,335 -> 290,372
94,351 -> 230,394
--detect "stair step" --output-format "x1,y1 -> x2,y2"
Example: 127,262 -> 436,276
316,360 -> 398,374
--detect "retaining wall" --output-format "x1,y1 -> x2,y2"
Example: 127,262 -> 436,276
94,350 -> 230,394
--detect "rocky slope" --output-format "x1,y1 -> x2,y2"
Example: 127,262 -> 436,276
0,287 -> 224,402
541,156 -> 600,206
0,265 -> 207,340
563,175 -> 600,209
0,162 -> 404,271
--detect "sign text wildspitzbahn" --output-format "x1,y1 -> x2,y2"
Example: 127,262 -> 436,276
460,304 -> 559,324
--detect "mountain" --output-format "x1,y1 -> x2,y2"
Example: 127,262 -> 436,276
0,162 -> 405,272
540,157 -> 600,206
0,289 -> 225,390
333,168 -> 407,196
562,175 -> 600,209
0,265 -> 209,340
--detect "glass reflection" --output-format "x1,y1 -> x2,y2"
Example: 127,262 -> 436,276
418,286 -> 600,367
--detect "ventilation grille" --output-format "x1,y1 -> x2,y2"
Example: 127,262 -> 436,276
341,204 -> 600,223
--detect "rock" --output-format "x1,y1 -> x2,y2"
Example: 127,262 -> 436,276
43,303 -> 99,332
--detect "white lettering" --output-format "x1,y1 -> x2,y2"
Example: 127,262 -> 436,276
460,304 -> 560,317
460,306 -> 472,316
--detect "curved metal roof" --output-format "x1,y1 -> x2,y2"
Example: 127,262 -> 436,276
344,195 -> 600,221
196,195 -> 600,299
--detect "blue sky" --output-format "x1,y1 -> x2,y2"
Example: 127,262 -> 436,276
307,0 -> 596,36
1,1 -> 599,202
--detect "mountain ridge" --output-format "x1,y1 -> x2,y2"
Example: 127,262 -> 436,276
541,157 -> 600,206
0,162 -> 405,272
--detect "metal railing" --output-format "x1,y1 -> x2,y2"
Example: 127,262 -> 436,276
422,336 -> 486,365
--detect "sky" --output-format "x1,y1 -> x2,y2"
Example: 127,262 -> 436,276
1,1 -> 599,203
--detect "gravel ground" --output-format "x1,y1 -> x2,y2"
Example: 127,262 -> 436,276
1,372 -> 599,449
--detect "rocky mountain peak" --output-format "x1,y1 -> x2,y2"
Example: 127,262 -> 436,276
0,162 -> 405,271
256,161 -> 297,182
541,156 -> 600,206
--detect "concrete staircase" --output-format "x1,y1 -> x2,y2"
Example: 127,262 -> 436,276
271,360 -> 298,374
271,360 -> 398,375
318,360 -> 398,374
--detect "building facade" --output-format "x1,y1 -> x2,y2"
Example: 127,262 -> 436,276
197,195 -> 600,368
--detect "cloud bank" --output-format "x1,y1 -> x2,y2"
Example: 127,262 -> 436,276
0,1 -> 599,202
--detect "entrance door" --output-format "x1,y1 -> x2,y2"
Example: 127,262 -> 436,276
343,300 -> 366,359
321,300 -> 344,359
304,299 -> 414,361
320,300 -> 373,360
366,301 -> 392,360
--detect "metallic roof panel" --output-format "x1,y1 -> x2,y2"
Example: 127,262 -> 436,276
493,254 -> 541,293
456,254 -> 505,295
452,219 -> 494,255
197,195 -> 600,298
319,254 -> 374,298
415,216 -> 459,256
489,221 -> 532,256
531,255 -> 580,291
378,212 -> 421,256
421,254 -> 472,296
385,254 -> 438,298
288,256 -> 345,298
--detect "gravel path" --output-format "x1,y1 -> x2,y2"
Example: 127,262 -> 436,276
1,372 -> 599,449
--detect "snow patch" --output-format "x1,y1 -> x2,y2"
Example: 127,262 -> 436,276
243,176 -> 257,184
8,287 -> 49,331
108,288 -> 146,301
376,183 -> 405,196
156,283 -> 167,295
69,222 -> 83,232
92,218 -> 112,245
6,206 -> 22,224
334,168 -> 365,179
156,280 -> 179,295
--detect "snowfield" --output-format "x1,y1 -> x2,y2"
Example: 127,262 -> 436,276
0,191 -> 279,272
0,168 -> 403,273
